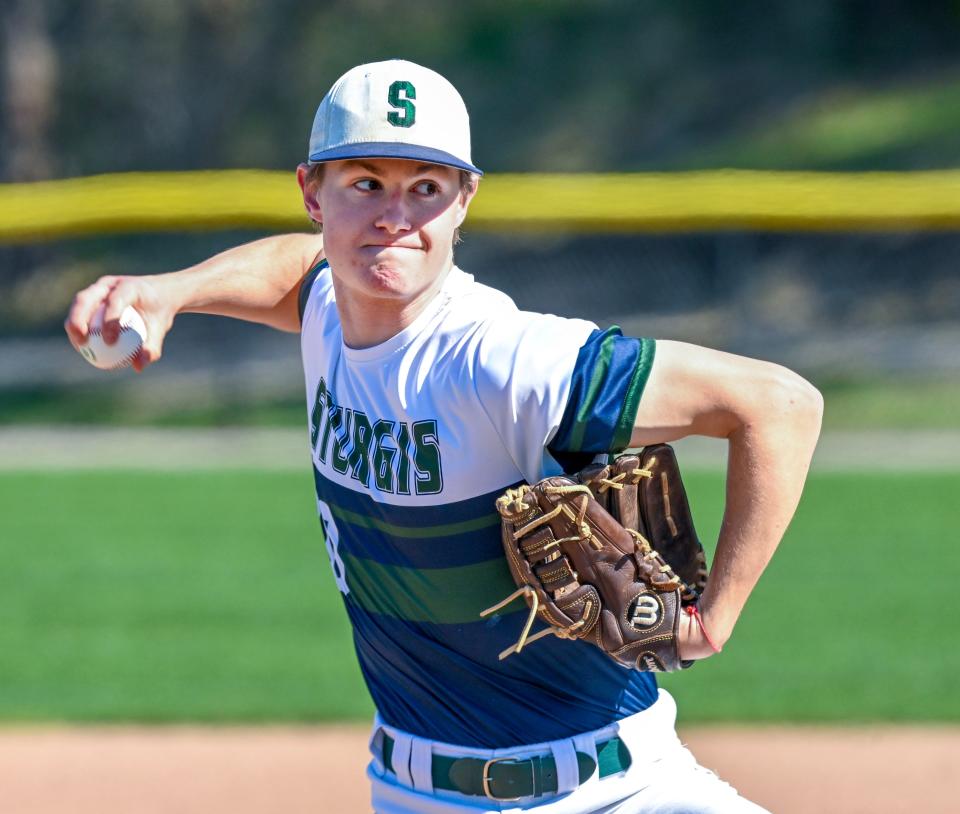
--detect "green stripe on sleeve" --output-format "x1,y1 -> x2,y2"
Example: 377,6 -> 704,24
568,330 -> 617,451
611,338 -> 656,451
342,553 -> 518,624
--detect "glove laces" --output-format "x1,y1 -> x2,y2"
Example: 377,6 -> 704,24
480,586 -> 594,660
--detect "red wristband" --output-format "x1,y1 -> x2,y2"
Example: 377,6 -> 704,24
685,605 -> 722,654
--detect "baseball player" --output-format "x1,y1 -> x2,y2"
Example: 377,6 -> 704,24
66,60 -> 822,812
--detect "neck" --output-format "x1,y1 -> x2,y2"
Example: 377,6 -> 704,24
334,264 -> 454,349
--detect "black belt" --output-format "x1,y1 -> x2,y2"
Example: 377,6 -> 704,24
381,733 -> 632,802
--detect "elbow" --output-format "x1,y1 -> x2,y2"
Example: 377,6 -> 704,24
766,366 -> 824,440
806,379 -> 825,435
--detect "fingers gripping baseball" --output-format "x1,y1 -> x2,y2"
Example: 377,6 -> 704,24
65,275 -> 175,371
64,275 -> 119,348
105,278 -> 174,370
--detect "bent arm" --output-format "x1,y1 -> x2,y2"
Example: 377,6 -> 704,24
65,233 -> 324,370
630,340 -> 823,659
159,233 -> 324,329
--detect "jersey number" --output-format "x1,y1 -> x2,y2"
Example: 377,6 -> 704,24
387,81 -> 416,128
317,498 -> 349,596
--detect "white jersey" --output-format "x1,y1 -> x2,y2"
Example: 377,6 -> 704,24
301,263 -> 595,495
299,259 -> 660,748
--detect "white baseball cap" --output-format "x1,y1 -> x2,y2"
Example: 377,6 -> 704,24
307,59 -> 482,175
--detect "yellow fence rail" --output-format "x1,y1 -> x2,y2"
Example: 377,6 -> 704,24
2,169 -> 959,242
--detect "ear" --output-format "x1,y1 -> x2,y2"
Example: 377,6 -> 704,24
297,163 -> 323,224
455,177 -> 479,227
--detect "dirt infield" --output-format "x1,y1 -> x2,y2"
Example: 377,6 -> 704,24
1,725 -> 955,813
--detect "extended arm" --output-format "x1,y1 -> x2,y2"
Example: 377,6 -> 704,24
65,233 -> 324,370
630,340 -> 824,660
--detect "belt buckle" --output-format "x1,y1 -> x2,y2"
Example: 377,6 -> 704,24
482,756 -> 532,802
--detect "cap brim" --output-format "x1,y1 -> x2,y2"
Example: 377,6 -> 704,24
308,142 -> 482,176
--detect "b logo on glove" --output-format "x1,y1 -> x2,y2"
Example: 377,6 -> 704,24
628,593 -> 662,630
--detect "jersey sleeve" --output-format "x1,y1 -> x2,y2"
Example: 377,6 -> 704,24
298,258 -> 331,325
473,310 -> 598,484
548,326 -> 656,466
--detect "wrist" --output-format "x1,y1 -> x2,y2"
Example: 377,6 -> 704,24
684,605 -> 723,653
148,271 -> 199,315
696,597 -> 736,650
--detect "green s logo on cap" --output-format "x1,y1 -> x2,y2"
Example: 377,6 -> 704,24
387,80 -> 416,128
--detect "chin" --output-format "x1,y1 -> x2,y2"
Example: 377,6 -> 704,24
364,262 -> 416,297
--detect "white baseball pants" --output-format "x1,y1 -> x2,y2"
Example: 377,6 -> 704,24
366,689 -> 770,813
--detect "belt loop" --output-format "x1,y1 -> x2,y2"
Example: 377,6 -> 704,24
572,733 -> 599,782
368,717 -> 386,777
550,739 -> 579,794
409,738 -> 434,793
390,730 -> 414,788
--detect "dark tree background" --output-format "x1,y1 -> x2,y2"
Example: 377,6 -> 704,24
0,1 -> 957,389
3,0 -> 958,182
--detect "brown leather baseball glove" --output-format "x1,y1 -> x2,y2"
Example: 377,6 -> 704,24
482,445 -> 707,673
577,445 -> 708,606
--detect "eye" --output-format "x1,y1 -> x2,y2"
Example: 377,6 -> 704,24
413,180 -> 440,196
354,178 -> 381,192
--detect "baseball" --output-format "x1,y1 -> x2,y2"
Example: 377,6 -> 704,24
77,305 -> 147,370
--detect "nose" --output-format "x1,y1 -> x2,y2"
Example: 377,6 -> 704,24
374,189 -> 412,234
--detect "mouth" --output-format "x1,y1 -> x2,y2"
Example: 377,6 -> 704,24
362,242 -> 424,251
363,243 -> 423,253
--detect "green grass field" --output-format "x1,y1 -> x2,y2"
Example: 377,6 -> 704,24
1,468 -> 958,724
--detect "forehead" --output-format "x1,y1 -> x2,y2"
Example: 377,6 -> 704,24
324,158 -> 458,179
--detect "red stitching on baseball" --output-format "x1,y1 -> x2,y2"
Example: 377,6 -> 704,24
84,326 -> 141,369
